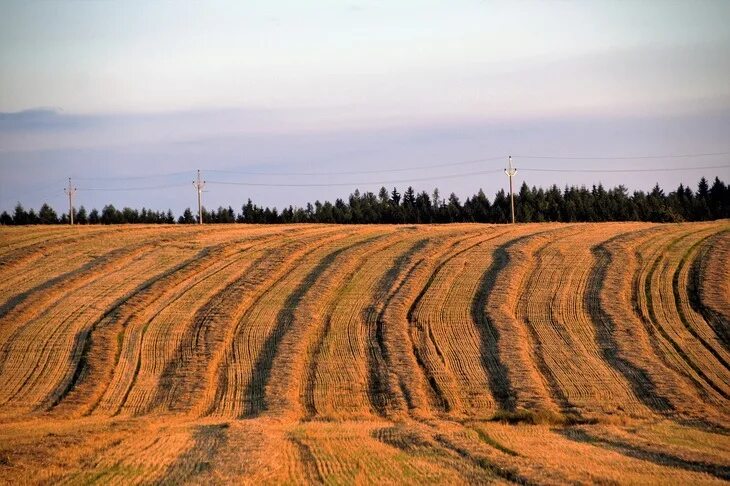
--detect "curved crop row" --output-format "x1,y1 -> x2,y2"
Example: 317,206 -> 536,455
203,227 -> 368,418
0,222 -> 727,426
263,228 -> 404,420
407,227 -> 516,418
0,243 -> 196,413
306,234 -> 429,419
688,231 -> 730,348
91,226 -> 320,416
377,226 -> 490,418
514,223 -> 649,418
638,225 -> 730,403
0,222 -> 728,484
479,224 -> 575,414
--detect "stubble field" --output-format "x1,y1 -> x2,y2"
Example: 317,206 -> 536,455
0,222 -> 728,484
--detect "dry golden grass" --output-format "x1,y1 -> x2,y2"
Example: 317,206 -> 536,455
0,222 -> 728,484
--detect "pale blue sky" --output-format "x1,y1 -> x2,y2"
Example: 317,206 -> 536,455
1,0 -> 729,213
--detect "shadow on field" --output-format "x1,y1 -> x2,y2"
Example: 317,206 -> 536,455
560,427 -> 730,481
246,236 -> 381,417
588,242 -> 674,413
687,231 -> 730,349
470,237 -> 521,412
365,238 -> 429,415
0,243 -> 152,320
163,423 -> 229,483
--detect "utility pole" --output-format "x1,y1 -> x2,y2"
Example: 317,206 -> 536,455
504,155 -> 517,224
193,169 -> 206,224
64,178 -> 77,225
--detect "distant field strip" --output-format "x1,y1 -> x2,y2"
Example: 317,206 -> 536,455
0,222 -> 728,484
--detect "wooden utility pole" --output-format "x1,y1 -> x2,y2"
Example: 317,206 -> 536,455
504,156 -> 517,224
64,178 -> 77,225
193,169 -> 206,224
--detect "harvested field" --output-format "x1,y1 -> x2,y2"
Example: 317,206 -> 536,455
0,222 -> 728,484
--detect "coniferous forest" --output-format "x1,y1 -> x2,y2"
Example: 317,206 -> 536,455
2,176 -> 728,225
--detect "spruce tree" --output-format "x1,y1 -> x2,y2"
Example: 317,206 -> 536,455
38,203 -> 58,224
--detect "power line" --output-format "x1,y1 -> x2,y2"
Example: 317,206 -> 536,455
206,155 -> 506,176
520,164 -> 730,173
64,156 -> 506,182
70,162 -> 730,190
206,168 -> 505,187
0,179 -> 67,206
72,170 -> 192,182
52,150 -> 730,185
513,151 -> 730,160
205,163 -> 729,188
205,151 -> 730,176
3,152 -> 728,207
77,183 -> 190,191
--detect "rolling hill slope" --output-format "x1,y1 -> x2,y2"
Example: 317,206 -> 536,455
0,222 -> 728,484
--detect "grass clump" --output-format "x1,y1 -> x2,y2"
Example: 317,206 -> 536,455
490,409 -> 598,426
0,452 -> 11,467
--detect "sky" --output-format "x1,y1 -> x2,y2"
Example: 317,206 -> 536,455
1,0 -> 729,215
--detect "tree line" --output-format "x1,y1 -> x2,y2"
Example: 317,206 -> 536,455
2,176 -> 728,225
